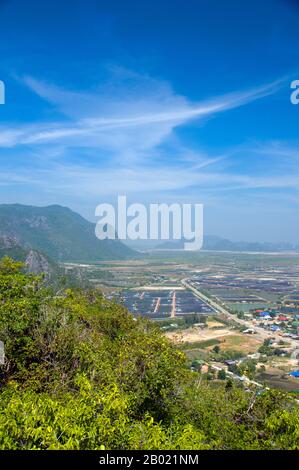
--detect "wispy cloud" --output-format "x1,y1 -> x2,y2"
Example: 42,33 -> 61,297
1,71 -> 296,216
0,74 -> 284,157
2,151 -> 298,197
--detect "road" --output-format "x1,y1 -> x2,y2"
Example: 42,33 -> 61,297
171,291 -> 176,318
208,363 -> 266,388
182,278 -> 299,357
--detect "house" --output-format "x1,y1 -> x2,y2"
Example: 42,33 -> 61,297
224,360 -> 237,366
244,313 -> 253,319
270,325 -> 280,331
259,311 -> 271,319
269,310 -> 279,315
278,315 -> 288,322
263,315 -> 272,320
289,370 -> 299,378
243,328 -> 256,334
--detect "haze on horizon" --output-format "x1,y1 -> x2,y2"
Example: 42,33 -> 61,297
0,0 -> 299,244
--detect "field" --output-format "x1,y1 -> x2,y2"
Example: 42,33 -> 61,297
61,252 -> 299,393
257,367 -> 299,392
166,326 -> 262,354
121,288 -> 214,318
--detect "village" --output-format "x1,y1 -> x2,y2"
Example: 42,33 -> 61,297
63,251 -> 299,393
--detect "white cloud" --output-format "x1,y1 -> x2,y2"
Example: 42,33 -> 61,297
1,71 -> 296,211
0,74 -> 283,160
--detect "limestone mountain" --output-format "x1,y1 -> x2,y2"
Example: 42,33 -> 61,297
0,204 -> 136,262
0,235 -> 57,277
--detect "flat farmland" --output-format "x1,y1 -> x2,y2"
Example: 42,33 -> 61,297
122,288 -> 214,318
166,327 -> 262,354
166,326 -> 234,344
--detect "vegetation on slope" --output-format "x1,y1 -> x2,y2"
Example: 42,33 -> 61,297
0,257 -> 298,450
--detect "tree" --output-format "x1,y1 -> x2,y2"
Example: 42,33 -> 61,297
238,359 -> 257,379
218,369 -> 226,380
225,379 -> 233,390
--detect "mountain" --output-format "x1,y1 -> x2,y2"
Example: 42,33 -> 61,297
155,235 -> 299,252
203,235 -> 299,252
0,204 -> 136,262
0,235 -> 58,277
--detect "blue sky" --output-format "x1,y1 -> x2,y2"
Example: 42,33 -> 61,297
0,0 -> 299,243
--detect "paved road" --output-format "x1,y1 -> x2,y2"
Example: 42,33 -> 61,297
182,278 -> 299,357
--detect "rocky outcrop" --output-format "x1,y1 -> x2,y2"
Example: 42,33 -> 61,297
0,235 -> 57,279
25,250 -> 54,277
0,235 -> 20,249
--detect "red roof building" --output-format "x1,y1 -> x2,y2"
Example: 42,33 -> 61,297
278,315 -> 288,321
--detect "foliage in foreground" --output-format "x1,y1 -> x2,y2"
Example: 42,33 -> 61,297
0,257 -> 298,450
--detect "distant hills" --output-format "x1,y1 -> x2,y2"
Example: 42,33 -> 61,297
0,204 -> 136,263
155,235 -> 299,252
0,203 -> 297,277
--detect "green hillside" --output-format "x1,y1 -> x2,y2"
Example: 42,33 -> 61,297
0,204 -> 136,262
0,257 -> 298,450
